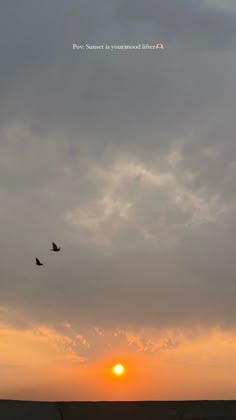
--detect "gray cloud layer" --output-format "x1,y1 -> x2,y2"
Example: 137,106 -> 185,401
1,0 -> 236,332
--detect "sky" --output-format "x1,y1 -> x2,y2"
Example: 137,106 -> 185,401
1,0 -> 236,401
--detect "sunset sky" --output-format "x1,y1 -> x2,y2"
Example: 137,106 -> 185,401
1,0 -> 236,401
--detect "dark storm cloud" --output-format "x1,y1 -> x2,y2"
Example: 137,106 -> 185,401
1,0 -> 236,332
117,0 -> 236,49
1,0 -> 236,154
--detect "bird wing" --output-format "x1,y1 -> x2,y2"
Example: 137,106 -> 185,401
36,258 -> 40,264
52,242 -> 57,250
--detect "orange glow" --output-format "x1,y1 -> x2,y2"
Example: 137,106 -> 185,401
112,363 -> 126,376
4,319 -> 236,400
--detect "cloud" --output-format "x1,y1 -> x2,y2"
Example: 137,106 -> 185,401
65,153 -> 226,249
117,0 -> 236,50
205,0 -> 236,11
1,0 -> 236,336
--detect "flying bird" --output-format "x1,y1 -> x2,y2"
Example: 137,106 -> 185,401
35,258 -> 43,266
51,242 -> 61,252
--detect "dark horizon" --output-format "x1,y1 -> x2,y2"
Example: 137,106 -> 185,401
2,399 -> 236,420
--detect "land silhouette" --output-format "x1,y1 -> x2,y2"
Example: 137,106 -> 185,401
2,399 -> 236,419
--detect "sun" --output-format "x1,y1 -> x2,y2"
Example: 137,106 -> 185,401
112,363 -> 126,377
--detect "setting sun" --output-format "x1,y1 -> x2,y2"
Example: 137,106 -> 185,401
112,363 -> 126,376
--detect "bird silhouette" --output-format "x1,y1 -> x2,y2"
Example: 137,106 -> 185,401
51,242 -> 61,252
35,257 -> 43,266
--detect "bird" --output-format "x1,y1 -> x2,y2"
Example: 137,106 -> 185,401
35,257 -> 43,266
50,242 -> 61,252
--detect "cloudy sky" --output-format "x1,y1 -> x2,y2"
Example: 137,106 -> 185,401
1,0 -> 236,400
